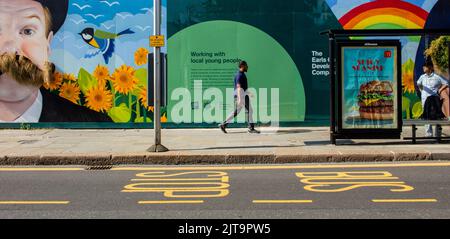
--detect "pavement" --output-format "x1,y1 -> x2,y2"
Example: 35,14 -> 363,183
1,126 -> 450,165
0,162 -> 449,219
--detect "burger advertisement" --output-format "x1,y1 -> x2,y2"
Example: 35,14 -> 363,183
340,44 -> 400,130
357,80 -> 395,121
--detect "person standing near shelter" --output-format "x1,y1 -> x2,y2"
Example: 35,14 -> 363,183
417,60 -> 449,137
219,61 -> 260,134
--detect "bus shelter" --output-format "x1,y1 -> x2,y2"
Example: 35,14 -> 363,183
324,29 -> 450,145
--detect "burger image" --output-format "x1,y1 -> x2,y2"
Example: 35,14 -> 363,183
357,80 -> 394,120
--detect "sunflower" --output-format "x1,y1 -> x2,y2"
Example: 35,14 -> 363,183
85,86 -> 113,112
402,71 -> 415,94
138,87 -> 154,111
111,65 -> 138,94
63,73 -> 77,82
93,65 -> 110,87
134,48 -> 149,66
59,82 -> 81,104
402,59 -> 416,94
43,71 -> 63,90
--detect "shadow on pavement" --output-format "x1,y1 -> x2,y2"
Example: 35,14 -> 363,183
224,129 -> 312,135
174,144 -> 304,151
340,140 -> 450,146
305,139 -> 450,146
272,129 -> 312,134
304,140 -> 353,145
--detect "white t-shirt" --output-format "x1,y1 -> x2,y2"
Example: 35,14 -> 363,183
417,73 -> 449,105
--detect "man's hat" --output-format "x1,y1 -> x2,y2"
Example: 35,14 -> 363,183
35,0 -> 69,34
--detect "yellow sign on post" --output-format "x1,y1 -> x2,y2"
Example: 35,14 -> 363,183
150,35 -> 165,47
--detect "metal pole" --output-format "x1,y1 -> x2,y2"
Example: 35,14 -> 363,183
148,0 -> 168,152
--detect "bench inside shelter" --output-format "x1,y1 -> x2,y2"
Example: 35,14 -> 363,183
403,120 -> 450,144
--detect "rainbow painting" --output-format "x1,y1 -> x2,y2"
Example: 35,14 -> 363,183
340,1 -> 428,29
327,0 -> 438,30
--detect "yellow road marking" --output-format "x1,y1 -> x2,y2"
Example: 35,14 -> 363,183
112,162 -> 450,171
0,168 -> 84,172
138,200 -> 204,204
0,201 -> 70,205
123,171 -> 230,199
131,178 -> 228,182
0,162 -> 450,172
372,199 -> 437,203
253,200 -> 313,204
296,171 -> 415,193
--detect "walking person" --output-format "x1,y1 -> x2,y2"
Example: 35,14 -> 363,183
417,60 -> 448,137
219,61 -> 260,134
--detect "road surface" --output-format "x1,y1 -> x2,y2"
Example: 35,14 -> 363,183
0,161 -> 449,219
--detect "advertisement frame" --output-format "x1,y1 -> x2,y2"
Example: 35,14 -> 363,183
335,40 -> 402,138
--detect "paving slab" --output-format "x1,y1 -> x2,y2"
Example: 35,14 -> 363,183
0,127 -> 449,165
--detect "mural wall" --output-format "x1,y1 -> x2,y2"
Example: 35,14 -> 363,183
1,0 -> 449,127
0,0 -> 166,125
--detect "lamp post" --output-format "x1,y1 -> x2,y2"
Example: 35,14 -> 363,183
148,0 -> 168,152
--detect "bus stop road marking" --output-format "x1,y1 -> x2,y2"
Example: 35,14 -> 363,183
296,171 -> 415,193
253,200 -> 313,204
0,201 -> 70,205
372,199 -> 438,203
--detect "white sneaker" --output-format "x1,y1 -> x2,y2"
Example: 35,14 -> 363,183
425,133 -> 433,137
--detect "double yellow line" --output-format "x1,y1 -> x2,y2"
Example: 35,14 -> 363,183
0,201 -> 70,205
0,161 -> 450,172
372,199 -> 437,203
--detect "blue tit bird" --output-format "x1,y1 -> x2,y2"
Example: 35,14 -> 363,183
79,28 -> 135,64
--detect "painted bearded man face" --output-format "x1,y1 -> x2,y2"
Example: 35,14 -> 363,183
0,0 -> 53,102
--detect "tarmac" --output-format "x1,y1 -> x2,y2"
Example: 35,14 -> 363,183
0,126 -> 450,165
